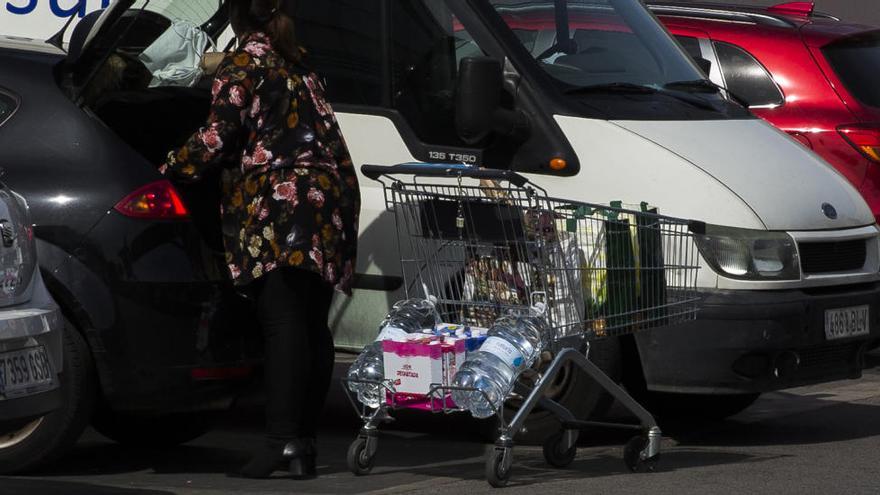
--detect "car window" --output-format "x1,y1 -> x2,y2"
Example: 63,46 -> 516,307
294,1 -> 487,147
674,35 -> 703,61
390,2 -> 487,146
822,34 -> 880,109
714,41 -> 783,108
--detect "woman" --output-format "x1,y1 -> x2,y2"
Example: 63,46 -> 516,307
161,0 -> 360,479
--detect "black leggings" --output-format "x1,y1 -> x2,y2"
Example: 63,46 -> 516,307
255,267 -> 335,441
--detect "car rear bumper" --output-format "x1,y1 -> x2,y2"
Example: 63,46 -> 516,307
0,387 -> 61,421
54,213 -> 263,414
0,276 -> 64,419
636,283 -> 880,394
84,279 -> 262,414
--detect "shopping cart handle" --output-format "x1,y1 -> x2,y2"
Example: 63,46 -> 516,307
361,163 -> 530,188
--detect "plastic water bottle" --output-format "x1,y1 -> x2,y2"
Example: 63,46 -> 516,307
347,298 -> 440,408
451,304 -> 549,418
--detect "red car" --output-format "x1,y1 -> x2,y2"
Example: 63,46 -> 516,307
649,1 -> 880,221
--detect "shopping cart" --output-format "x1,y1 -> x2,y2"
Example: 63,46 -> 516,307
344,163 -> 701,487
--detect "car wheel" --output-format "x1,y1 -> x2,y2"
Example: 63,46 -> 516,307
487,337 -> 622,445
0,321 -> 96,474
92,410 -> 211,448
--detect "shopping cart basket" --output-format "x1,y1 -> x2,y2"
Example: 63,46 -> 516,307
343,163 -> 701,487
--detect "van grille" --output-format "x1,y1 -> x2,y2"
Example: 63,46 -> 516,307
799,240 -> 867,274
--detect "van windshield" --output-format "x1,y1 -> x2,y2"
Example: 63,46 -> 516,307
486,0 -> 706,91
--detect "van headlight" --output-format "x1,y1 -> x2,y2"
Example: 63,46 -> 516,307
693,225 -> 800,280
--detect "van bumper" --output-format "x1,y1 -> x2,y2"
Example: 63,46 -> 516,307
636,283 -> 880,394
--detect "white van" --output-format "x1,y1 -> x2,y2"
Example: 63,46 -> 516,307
289,0 -> 880,427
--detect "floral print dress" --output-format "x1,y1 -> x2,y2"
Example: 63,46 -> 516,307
162,32 -> 360,294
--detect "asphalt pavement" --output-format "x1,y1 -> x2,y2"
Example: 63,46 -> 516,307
3,356 -> 880,495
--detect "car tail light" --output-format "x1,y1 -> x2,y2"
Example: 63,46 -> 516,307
838,124 -> 880,163
114,180 -> 189,219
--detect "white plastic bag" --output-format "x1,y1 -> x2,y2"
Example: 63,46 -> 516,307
139,20 -> 215,88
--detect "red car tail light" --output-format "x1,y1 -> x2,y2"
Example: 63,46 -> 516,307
838,124 -> 880,163
114,180 -> 189,219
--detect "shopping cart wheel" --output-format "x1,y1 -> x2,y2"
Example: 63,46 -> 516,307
347,436 -> 376,476
486,447 -> 513,488
623,435 -> 659,473
542,430 -> 577,468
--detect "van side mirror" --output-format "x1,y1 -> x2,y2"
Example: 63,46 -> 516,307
455,57 -> 503,144
455,57 -> 529,145
695,57 -> 712,75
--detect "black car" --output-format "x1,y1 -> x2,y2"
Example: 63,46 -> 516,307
0,5 -> 262,473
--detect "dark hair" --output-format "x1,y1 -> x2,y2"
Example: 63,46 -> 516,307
229,0 -> 300,63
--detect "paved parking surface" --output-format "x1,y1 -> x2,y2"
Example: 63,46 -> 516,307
3,357 -> 880,495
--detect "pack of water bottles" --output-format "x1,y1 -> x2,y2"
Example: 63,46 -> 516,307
381,331 -> 483,410
347,297 -> 550,418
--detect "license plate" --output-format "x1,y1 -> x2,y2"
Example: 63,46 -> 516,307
825,306 -> 870,341
0,346 -> 54,397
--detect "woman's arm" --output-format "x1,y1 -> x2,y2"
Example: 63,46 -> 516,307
161,60 -> 255,181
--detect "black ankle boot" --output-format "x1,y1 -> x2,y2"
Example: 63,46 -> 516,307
285,439 -> 316,479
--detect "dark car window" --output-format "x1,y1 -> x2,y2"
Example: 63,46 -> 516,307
390,2 -> 488,146
674,35 -> 703,61
293,1 -> 485,146
714,41 -> 784,108
293,1 -> 385,106
822,34 -> 880,109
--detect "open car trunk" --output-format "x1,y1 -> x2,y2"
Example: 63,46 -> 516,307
60,0 -> 232,253
94,87 -> 211,165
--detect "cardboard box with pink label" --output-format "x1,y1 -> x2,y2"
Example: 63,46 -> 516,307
381,325 -> 486,410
